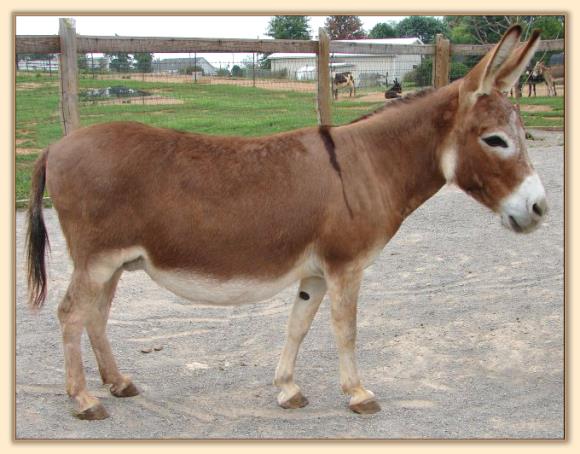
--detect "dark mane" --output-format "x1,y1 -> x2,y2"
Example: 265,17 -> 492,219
347,87 -> 437,125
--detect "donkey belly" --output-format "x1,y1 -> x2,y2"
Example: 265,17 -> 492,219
144,261 -> 311,306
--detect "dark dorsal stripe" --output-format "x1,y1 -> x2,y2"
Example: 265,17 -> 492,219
319,125 -> 341,174
318,125 -> 353,218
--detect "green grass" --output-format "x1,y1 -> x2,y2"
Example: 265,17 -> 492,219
15,73 -> 564,207
515,96 -> 564,128
15,154 -> 41,205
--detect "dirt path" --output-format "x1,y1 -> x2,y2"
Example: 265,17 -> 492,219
15,130 -> 563,439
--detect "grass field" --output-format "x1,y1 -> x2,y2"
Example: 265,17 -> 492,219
15,72 -> 564,205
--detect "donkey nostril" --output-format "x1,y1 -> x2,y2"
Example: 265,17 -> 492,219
532,200 -> 547,217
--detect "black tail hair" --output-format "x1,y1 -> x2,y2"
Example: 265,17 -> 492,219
26,149 -> 50,308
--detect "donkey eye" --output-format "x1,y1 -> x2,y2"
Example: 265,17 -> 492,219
482,135 -> 509,148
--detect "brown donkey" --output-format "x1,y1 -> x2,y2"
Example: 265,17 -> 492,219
533,60 -> 563,96
27,26 -> 547,420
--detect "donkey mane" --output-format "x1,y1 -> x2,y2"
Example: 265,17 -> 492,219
347,87 -> 437,125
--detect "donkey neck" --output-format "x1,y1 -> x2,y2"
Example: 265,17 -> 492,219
337,82 -> 460,221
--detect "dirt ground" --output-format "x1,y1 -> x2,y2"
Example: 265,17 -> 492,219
14,130 -> 564,440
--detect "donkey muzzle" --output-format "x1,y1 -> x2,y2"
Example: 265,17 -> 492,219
500,173 -> 548,234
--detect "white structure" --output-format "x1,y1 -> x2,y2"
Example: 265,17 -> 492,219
153,57 -> 217,76
17,58 -> 59,72
268,37 -> 423,86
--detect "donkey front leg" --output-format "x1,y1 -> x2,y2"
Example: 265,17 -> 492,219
274,277 -> 326,409
327,270 -> 380,414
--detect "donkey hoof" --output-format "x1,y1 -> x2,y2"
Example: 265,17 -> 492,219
110,381 -> 140,398
349,398 -> 381,415
75,402 -> 110,420
278,391 -> 309,409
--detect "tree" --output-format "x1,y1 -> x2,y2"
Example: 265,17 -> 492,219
443,15 -> 564,45
368,22 -> 397,39
528,15 -> 564,39
231,65 -> 244,77
106,52 -> 133,72
266,16 -> 311,40
324,15 -> 366,40
396,16 -> 448,44
262,16 -> 311,70
134,53 -> 153,73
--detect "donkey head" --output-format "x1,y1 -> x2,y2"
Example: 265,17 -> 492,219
393,78 -> 402,92
532,60 -> 545,78
442,25 -> 547,233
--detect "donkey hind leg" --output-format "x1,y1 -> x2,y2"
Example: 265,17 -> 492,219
274,277 -> 326,409
85,269 -> 139,398
327,270 -> 380,414
58,268 -> 131,420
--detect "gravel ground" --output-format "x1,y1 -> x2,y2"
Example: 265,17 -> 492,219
15,130 -> 564,440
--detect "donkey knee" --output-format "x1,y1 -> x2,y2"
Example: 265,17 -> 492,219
57,292 -> 74,323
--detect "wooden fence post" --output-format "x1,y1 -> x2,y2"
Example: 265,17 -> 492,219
432,34 -> 450,89
58,18 -> 80,134
317,28 -> 332,127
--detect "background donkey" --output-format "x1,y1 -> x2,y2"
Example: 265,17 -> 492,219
332,72 -> 355,100
27,26 -> 546,420
533,60 -> 564,96
384,78 -> 402,99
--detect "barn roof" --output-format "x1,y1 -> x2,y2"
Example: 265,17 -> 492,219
267,37 -> 423,60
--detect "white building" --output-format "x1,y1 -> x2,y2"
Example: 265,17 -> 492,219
267,37 -> 423,87
17,58 -> 59,72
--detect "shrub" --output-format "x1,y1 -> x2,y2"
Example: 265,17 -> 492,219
179,65 -> 204,76
231,65 -> 245,78
449,62 -> 470,81
403,58 -> 432,87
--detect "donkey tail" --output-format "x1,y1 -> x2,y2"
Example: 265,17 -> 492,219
26,149 -> 50,309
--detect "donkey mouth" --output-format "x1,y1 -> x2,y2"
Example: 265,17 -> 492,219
508,215 -> 524,233
502,213 -> 540,234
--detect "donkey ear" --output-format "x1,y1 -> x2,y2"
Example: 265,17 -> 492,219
462,25 -> 522,97
493,29 -> 541,92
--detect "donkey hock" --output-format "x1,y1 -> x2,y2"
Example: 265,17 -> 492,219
27,26 -> 547,420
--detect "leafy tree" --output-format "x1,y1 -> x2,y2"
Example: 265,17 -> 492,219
443,15 -> 564,45
106,52 -> 133,72
324,15 -> 366,40
368,22 -> 397,38
395,16 -> 448,44
231,65 -> 244,77
528,15 -> 564,39
134,53 -> 153,73
266,16 -> 311,40
262,16 -> 311,70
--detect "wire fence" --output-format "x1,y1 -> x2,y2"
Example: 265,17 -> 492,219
16,58 -> 61,154
16,49 -> 431,152
15,28 -> 564,156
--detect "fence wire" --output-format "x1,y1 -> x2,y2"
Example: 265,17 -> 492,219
74,52 -> 321,139
16,43 -> 563,156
